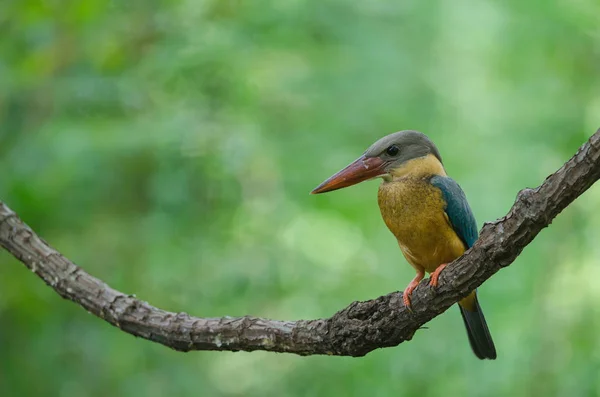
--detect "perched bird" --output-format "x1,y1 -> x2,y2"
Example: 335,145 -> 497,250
311,130 -> 496,360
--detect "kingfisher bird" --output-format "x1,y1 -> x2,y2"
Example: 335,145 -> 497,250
311,130 -> 496,360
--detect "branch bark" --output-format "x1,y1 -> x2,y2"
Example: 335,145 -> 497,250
1,129 -> 600,356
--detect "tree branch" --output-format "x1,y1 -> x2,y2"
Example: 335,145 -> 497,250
1,129 -> 600,356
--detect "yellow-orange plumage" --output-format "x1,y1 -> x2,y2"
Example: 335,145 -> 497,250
377,154 -> 477,311
378,176 -> 466,273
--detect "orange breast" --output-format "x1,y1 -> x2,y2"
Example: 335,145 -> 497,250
378,178 -> 466,273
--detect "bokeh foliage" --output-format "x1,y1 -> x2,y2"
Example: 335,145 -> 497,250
1,0 -> 600,396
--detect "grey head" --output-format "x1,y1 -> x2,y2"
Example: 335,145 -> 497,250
364,130 -> 442,171
310,130 -> 443,194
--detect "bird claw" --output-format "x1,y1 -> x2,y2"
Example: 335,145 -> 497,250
429,263 -> 448,288
402,290 -> 414,312
402,271 -> 424,312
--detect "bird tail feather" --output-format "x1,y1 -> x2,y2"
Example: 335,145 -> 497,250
458,291 -> 496,360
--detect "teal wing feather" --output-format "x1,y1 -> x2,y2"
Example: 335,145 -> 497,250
430,175 -> 478,248
430,175 -> 496,360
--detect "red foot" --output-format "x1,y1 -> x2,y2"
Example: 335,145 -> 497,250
429,263 -> 448,288
402,270 -> 425,310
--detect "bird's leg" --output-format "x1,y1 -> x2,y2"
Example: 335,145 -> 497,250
428,263 -> 448,288
403,269 -> 425,310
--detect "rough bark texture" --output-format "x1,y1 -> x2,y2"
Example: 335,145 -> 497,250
1,129 -> 599,356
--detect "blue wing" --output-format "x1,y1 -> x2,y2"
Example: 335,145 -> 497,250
430,175 -> 478,248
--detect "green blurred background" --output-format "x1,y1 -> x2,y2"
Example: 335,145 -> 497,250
1,0 -> 600,396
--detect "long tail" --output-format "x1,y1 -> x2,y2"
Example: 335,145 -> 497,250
458,291 -> 496,360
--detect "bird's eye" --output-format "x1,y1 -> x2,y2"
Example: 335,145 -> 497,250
386,145 -> 400,156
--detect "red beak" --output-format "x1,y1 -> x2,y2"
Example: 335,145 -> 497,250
311,155 -> 387,194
